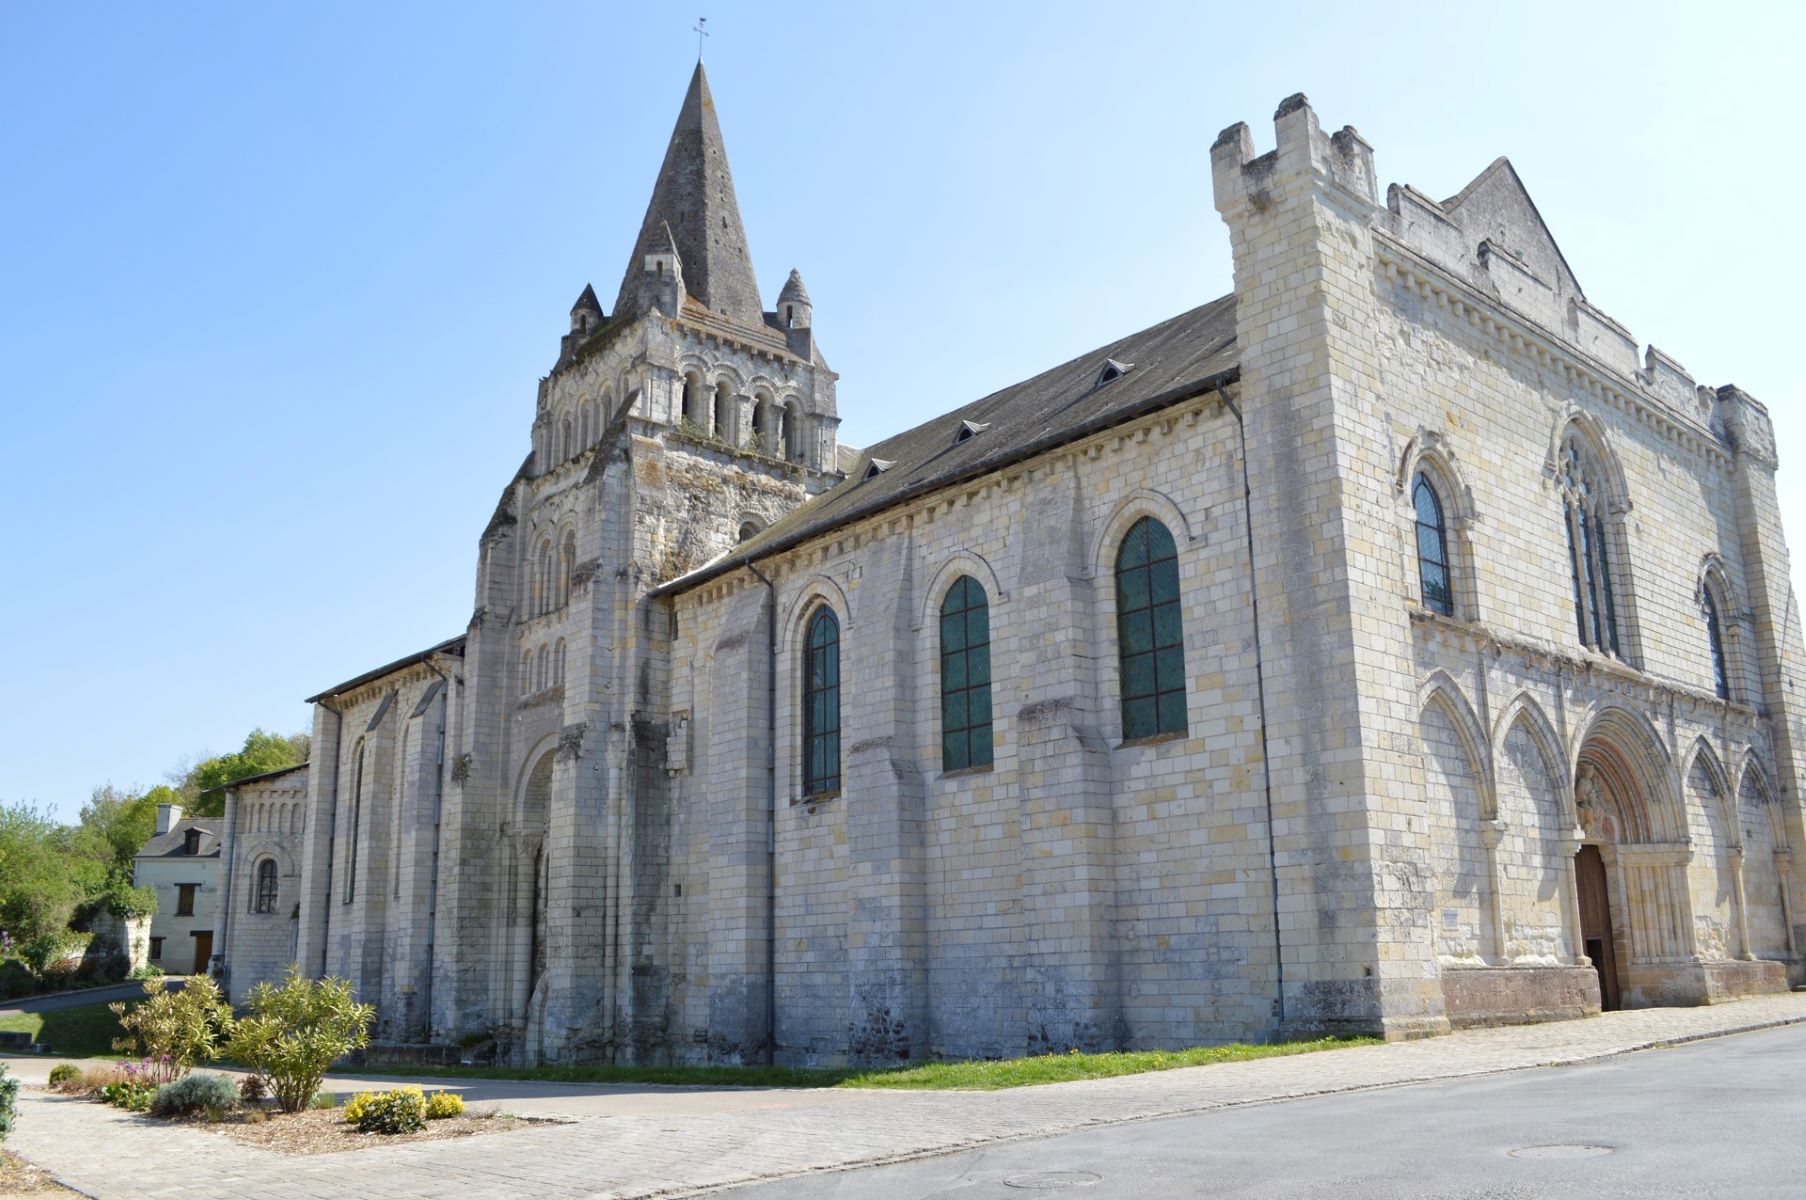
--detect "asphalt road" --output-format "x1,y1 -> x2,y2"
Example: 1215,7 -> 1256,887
0,977 -> 184,1018
721,1023 -> 1806,1199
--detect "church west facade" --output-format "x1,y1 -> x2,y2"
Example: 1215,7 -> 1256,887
217,70 -> 1806,1064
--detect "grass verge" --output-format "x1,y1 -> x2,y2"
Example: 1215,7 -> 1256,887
0,1001 -> 132,1059
334,1036 -> 1375,1091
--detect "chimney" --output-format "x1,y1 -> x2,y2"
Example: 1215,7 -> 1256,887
155,804 -> 183,835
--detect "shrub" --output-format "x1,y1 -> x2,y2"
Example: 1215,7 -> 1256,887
308,1092 -> 336,1111
0,1063 -> 17,1142
111,975 -> 234,1083
223,968 -> 374,1113
424,1090 -> 464,1120
100,1080 -> 154,1112
67,1064 -> 128,1095
238,1073 -> 267,1104
354,1086 -> 425,1135
150,1073 -> 238,1118
130,965 -> 164,981
47,1064 -> 80,1087
341,1091 -> 378,1124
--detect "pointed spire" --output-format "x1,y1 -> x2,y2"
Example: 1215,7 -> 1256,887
778,268 -> 810,306
570,283 -> 602,316
614,62 -> 763,327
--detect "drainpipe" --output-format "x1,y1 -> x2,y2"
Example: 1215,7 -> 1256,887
318,700 -> 344,978
745,559 -> 779,1064
420,656 -> 453,1040
1223,384 -> 1286,1031
216,786 -> 238,990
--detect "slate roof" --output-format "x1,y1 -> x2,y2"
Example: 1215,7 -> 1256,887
613,62 -> 765,329
661,292 -> 1240,595
137,819 -> 221,859
304,635 -> 466,705
218,762 -> 309,792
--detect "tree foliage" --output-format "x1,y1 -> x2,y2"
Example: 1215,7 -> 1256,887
225,968 -> 374,1113
184,729 -> 307,818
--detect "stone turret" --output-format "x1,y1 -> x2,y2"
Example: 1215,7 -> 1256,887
634,222 -> 686,318
777,269 -> 811,330
569,283 -> 602,335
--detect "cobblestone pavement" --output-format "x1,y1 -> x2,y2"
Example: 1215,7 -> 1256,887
7,994 -> 1805,1200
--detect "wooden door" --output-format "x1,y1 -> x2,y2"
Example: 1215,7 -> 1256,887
191,931 -> 213,976
1575,846 -> 1620,1011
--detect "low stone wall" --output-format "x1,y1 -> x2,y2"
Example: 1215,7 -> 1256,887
1440,965 -> 1600,1028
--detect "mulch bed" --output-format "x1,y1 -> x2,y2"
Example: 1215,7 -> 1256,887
197,1105 -> 558,1155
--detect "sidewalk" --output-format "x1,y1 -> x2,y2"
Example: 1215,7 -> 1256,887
8,993 -> 1806,1200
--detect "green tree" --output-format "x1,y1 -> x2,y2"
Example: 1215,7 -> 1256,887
69,784 -> 160,874
184,729 -> 307,818
0,802 -> 86,951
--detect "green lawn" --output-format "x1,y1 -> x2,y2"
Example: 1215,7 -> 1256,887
338,1035 -> 1375,1091
0,1000 -> 133,1059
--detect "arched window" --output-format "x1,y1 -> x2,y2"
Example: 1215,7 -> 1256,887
560,416 -> 573,461
578,405 -> 590,450
1412,472 -> 1453,616
1558,433 -> 1621,655
802,607 -> 841,796
682,373 -> 706,429
939,576 -> 993,771
751,395 -> 773,454
1704,584 -> 1730,700
1115,516 -> 1187,739
535,644 -> 548,692
521,650 -> 532,695
344,743 -> 364,904
558,531 -> 576,609
253,858 -> 278,914
554,638 -> 567,689
535,538 -> 553,616
738,519 -> 762,544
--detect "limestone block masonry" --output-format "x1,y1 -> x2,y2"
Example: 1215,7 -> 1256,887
216,76 -> 1806,1065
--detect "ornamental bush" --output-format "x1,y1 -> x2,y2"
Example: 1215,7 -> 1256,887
341,1091 -> 378,1124
111,974 -> 234,1083
150,1072 -> 238,1117
0,1063 -> 18,1142
424,1090 -> 464,1120
223,967 -> 374,1113
354,1086 -> 425,1135
47,1063 -> 80,1088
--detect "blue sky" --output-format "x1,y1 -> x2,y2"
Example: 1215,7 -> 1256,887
5,2 -> 1803,821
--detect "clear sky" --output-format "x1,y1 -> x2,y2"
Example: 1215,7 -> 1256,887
5,2 -> 1803,822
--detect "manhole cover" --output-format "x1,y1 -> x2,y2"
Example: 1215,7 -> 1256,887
1003,1171 -> 1103,1190
1508,1144 -> 1614,1160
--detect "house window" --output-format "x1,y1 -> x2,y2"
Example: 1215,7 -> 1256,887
802,607 -> 841,796
939,576 -> 993,771
1559,434 -> 1621,655
1116,517 -> 1187,739
1705,586 -> 1730,700
253,858 -> 278,914
149,937 -> 163,960
183,828 -> 202,855
1413,472 -> 1454,616
176,884 -> 197,917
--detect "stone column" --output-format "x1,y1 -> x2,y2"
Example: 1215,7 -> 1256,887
1562,830 -> 1588,966
1482,818 -> 1508,961
1730,846 -> 1753,960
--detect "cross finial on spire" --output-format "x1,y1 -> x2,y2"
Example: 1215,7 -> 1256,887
693,17 -> 709,62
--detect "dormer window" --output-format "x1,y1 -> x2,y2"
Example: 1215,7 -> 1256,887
954,419 -> 990,445
862,458 -> 894,482
183,829 -> 201,855
1095,359 -> 1134,389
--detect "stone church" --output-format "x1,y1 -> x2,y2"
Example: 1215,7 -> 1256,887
215,67 -> 1806,1064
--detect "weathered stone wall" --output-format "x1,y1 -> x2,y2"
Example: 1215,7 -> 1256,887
219,768 -> 307,1004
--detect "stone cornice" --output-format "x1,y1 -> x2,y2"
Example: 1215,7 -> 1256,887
1411,606 -> 1763,731
1372,232 -> 1733,471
